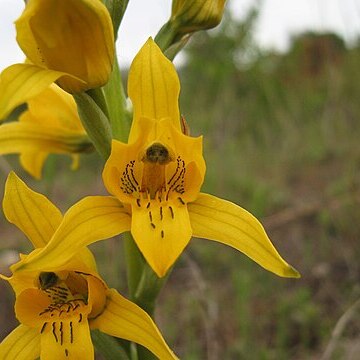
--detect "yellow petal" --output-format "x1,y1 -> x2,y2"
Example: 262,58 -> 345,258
8,248 -> 98,293
14,286 -> 94,359
87,274 -> 107,319
163,120 -> 205,202
13,196 -> 131,272
20,84 -> 83,132
102,137 -> 146,202
128,38 -> 181,141
131,202 -> 192,277
1,82 -> 90,178
2,268 -> 37,297
0,63 -> 67,121
40,318 -> 93,360
0,121 -> 92,154
3,172 -> 63,248
15,288 -> 51,328
0,325 -> 40,360
21,288 -> 93,360
76,248 -> 98,273
16,0 -> 114,93
19,152 -> 48,179
0,122 -> 93,179
91,289 -> 178,360
188,193 -> 300,278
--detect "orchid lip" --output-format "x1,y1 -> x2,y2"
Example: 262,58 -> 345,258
121,154 -> 187,204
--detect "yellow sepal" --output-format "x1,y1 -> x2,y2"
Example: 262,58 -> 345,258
0,122 -> 90,154
19,152 -> 49,180
128,38 -> 181,141
188,193 -> 300,278
3,172 -> 63,248
90,289 -> 178,360
13,196 -> 131,273
0,325 -> 40,360
0,64 -> 68,121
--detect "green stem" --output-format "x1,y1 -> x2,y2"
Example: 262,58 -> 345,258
123,233 -> 171,316
123,232 -> 146,299
155,20 -> 190,61
91,329 -> 130,360
43,155 -> 57,195
154,21 -> 178,52
134,263 -> 171,316
123,234 -> 159,360
103,56 -> 131,141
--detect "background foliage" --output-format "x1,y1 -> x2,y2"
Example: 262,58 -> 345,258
1,5 -> 360,360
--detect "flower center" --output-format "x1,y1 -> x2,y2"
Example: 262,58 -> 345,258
38,271 -> 87,313
120,143 -> 186,205
36,271 -> 90,357
39,271 -> 59,290
143,143 -> 172,165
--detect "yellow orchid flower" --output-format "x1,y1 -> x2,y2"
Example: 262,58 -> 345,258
0,172 -> 177,360
0,0 -> 114,120
13,38 -> 300,280
103,38 -> 299,278
0,84 -> 93,179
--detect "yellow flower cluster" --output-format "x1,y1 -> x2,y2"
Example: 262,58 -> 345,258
0,1 -> 299,359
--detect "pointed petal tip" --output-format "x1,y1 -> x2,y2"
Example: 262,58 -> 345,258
283,264 -> 301,278
189,193 -> 302,280
10,260 -> 24,273
153,266 -> 168,278
0,273 -> 11,281
6,170 -> 17,181
145,36 -> 155,44
144,256 -> 170,278
5,171 -> 25,191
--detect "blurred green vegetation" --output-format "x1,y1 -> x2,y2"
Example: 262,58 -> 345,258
1,6 -> 360,360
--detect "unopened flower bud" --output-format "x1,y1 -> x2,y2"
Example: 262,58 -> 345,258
171,0 -> 226,35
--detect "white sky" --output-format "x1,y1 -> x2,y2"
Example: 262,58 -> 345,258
1,0 -> 360,71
